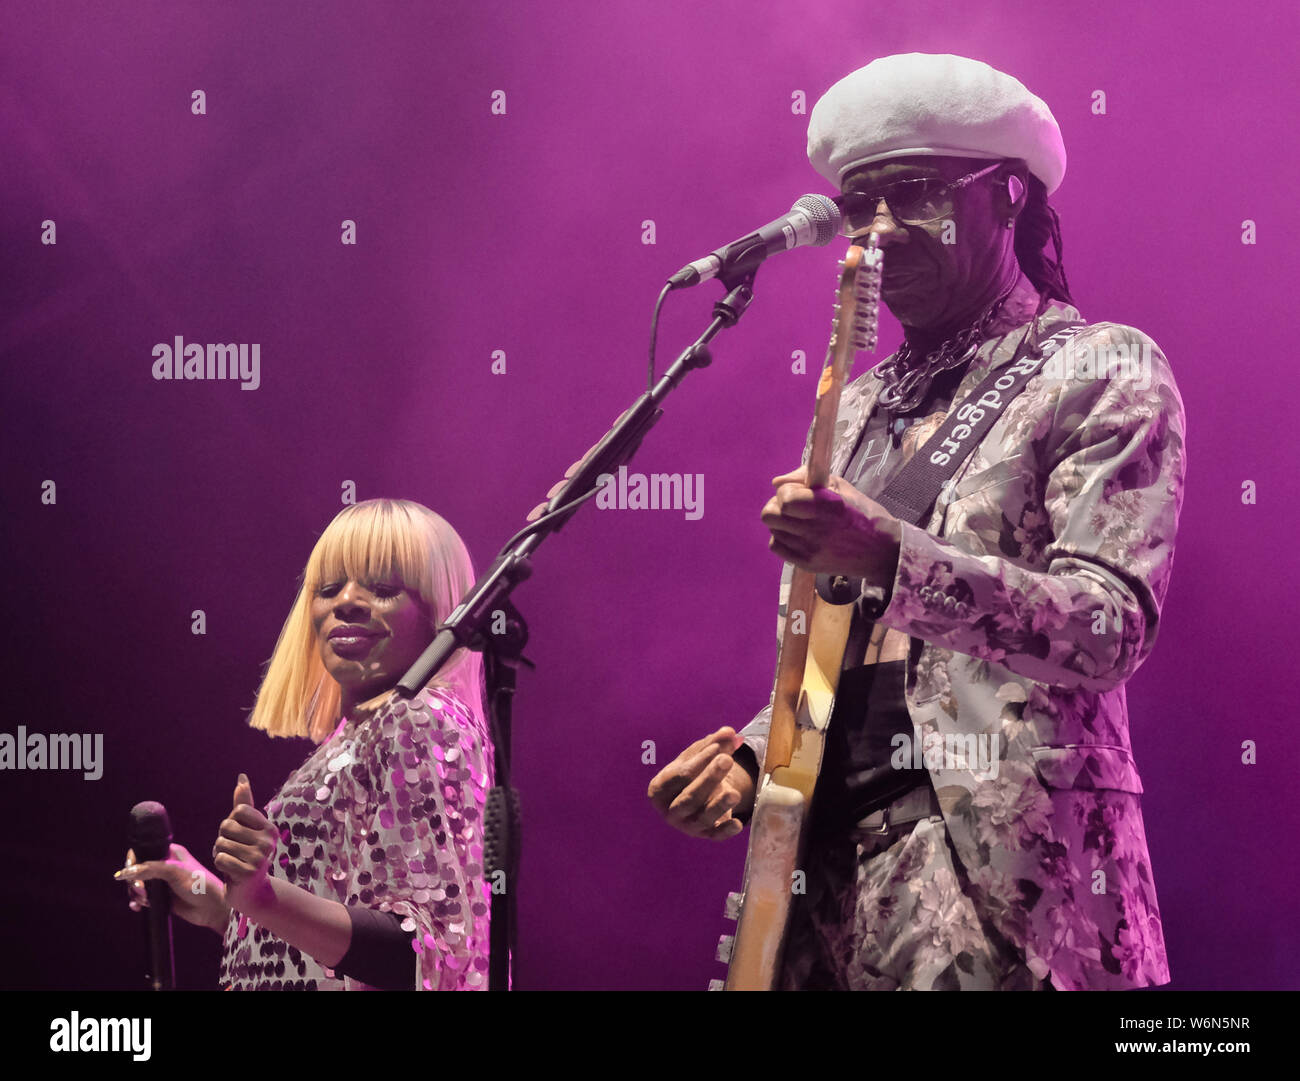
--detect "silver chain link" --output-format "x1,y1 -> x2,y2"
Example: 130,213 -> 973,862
873,287 -> 1016,413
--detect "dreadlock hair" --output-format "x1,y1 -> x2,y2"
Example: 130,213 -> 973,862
1013,172 -> 1075,307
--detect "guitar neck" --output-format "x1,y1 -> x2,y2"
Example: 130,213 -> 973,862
714,235 -> 882,992
762,239 -> 880,773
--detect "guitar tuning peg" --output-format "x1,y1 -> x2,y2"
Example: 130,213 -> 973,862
716,934 -> 735,964
724,891 -> 743,920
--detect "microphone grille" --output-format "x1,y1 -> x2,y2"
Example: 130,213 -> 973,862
794,194 -> 842,245
129,800 -> 173,852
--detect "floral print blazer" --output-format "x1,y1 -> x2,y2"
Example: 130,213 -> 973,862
740,302 -> 1188,990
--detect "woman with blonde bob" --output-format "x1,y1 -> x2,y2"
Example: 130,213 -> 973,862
119,499 -> 493,990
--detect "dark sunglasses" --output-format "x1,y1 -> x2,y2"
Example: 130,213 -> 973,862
837,161 -> 1004,231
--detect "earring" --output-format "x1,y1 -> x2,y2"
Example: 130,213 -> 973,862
1005,218 -> 1015,229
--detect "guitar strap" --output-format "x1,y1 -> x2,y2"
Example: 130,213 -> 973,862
816,315 -> 1087,614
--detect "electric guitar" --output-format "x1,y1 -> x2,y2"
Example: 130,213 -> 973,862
711,235 -> 883,991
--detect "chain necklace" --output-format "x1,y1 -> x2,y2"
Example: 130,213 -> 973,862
873,285 -> 1017,414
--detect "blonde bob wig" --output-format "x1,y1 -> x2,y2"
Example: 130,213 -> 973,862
249,499 -> 484,744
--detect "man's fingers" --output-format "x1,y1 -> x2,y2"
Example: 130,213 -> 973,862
707,817 -> 746,842
681,783 -> 740,830
768,479 -> 844,525
772,486 -> 820,518
648,728 -> 740,808
681,726 -> 741,759
232,772 -> 253,809
769,533 -> 814,564
761,496 -> 819,543
648,747 -> 715,810
676,740 -> 735,788
667,752 -> 734,820
767,523 -> 812,548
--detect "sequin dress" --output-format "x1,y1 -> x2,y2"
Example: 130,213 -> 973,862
217,685 -> 493,990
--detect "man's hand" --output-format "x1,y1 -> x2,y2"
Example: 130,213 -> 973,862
647,727 -> 755,841
212,774 -> 277,915
761,465 -> 902,582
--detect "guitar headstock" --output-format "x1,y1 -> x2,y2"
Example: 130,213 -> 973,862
835,232 -> 883,355
805,232 -> 883,489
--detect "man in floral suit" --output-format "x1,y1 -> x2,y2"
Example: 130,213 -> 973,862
648,54 -> 1186,991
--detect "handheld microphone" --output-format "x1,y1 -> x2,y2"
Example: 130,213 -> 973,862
668,194 -> 842,289
129,801 -> 175,991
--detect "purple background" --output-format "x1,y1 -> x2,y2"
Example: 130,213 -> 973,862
2,0 -> 1296,990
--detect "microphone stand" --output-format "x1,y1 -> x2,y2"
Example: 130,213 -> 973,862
396,271 -> 759,991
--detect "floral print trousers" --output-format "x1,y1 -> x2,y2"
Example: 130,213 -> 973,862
780,812 -> 1054,991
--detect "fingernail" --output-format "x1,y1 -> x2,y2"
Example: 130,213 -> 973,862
238,772 -> 248,785
113,868 -> 134,880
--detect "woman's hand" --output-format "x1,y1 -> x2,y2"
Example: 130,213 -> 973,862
116,842 -> 231,933
212,774 -> 278,916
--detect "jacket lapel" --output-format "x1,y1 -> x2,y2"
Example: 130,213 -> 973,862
829,369 -> 881,478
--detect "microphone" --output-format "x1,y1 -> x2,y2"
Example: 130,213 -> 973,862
129,801 -> 175,991
668,194 -> 842,289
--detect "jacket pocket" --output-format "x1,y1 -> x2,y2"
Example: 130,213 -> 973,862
1030,743 -> 1144,794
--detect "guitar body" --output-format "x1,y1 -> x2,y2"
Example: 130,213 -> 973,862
721,596 -> 852,989
714,237 -> 882,991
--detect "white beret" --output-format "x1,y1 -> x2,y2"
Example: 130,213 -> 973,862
807,53 -> 1066,195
